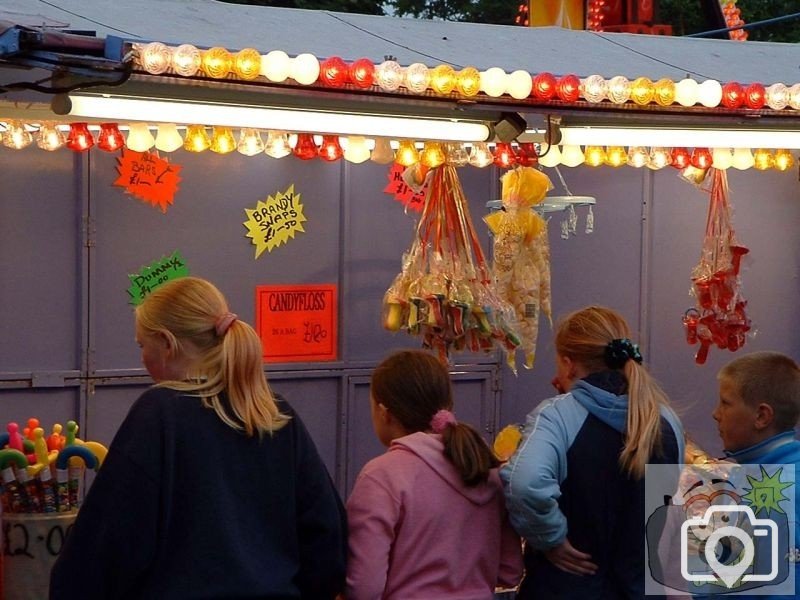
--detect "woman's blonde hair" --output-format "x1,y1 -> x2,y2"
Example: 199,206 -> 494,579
135,277 -> 289,436
555,306 -> 670,479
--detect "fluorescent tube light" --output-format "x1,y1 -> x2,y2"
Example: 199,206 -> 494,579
559,126 -> 800,149
55,94 -> 492,143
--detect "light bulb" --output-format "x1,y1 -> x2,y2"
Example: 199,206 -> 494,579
444,142 -> 469,167
533,72 -> 557,100
468,142 -> 494,167
139,42 -> 171,75
36,123 -> 66,151
647,147 -> 672,170
712,148 -> 733,170
721,82 -> 744,108
744,82 -> 766,109
183,124 -> 211,152
556,74 -> 581,102
606,76 -> 631,104
560,144 -> 585,167
421,141 -> 446,168
773,149 -> 794,171
293,133 -> 319,160
630,77 -> 655,105
654,78 -> 676,106
690,147 -> 713,170
507,70 -> 532,100
626,146 -> 648,168
66,122 -> 94,151
343,136 -> 370,163
202,47 -> 233,79
788,83 -> 800,110
348,59 -> 374,89
3,121 -> 33,149
98,123 -> 125,152
318,135 -> 343,161
264,131 -> 292,158
319,56 -> 348,87
670,147 -> 691,169
404,63 -> 430,94
697,80 -> 723,107
430,65 -> 457,95
492,143 -> 517,169
155,123 -> 183,152
581,75 -> 607,103
766,83 -> 789,110
675,78 -> 699,107
126,122 -> 155,152
456,67 -> 481,97
752,148 -> 773,170
375,60 -> 403,91
261,50 -> 291,82
395,140 -> 419,166
290,53 -> 320,85
171,44 -> 201,77
605,146 -> 627,167
210,127 -> 236,154
584,145 -> 606,167
516,142 -> 538,167
731,147 -> 754,170
237,128 -> 264,156
538,143 -> 562,167
370,137 -> 394,164
481,68 -> 508,97
234,48 -> 262,80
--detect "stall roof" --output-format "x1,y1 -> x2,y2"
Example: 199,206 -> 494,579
3,0 -> 800,85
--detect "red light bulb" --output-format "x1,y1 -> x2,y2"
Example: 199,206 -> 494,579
318,135 -> 343,161
319,56 -> 348,87
670,147 -> 691,169
348,58 -> 375,89
744,82 -> 766,109
516,142 -> 538,167
556,74 -> 581,102
690,147 -> 713,169
492,143 -> 517,169
66,122 -> 94,152
293,133 -> 319,160
97,123 -> 125,152
721,82 -> 744,108
532,72 -> 557,100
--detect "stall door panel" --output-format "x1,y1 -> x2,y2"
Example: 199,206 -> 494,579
270,376 -> 341,481
89,151 -> 343,372
0,149 -> 82,374
345,369 -> 494,494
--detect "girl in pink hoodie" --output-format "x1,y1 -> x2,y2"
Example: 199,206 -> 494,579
346,350 -> 523,600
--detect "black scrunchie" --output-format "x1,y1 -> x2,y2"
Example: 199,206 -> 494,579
604,338 -> 643,369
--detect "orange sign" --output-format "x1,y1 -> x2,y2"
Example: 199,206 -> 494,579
383,163 -> 427,212
256,284 -> 338,363
113,149 -> 182,213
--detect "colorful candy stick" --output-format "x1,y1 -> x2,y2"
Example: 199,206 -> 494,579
47,423 -> 65,452
55,468 -> 71,512
4,422 -> 24,451
80,440 -> 109,467
65,420 -> 79,446
24,417 -> 40,441
2,467 -> 26,512
39,467 -> 57,513
17,467 -> 42,513
56,445 -> 97,510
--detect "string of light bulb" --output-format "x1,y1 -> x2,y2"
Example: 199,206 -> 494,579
0,120 -> 795,172
130,41 -> 800,112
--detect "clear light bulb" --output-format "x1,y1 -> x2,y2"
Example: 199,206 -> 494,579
711,148 -> 733,170
506,70 -> 532,100
126,122 -> 155,152
3,121 -> 33,149
481,67 -> 507,97
343,136 -> 370,163
370,137 -> 395,164
560,144 -> 585,167
154,123 -> 184,152
36,123 -> 66,151
731,147 -> 754,170
290,54 -> 320,85
538,143 -> 562,167
171,44 -> 201,77
468,142 -> 493,168
264,130 -> 292,158
261,50 -> 291,82
139,42 -> 171,74
237,128 -> 264,156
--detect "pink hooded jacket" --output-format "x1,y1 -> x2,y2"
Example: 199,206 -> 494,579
346,431 -> 523,600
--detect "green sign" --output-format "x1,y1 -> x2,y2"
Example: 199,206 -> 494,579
127,250 -> 189,305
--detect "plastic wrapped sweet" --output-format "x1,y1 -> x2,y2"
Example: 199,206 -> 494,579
381,163 -> 520,364
485,167 -> 554,371
683,168 -> 751,364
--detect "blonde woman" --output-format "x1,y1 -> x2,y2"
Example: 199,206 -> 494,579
501,306 -> 684,599
51,277 -> 347,599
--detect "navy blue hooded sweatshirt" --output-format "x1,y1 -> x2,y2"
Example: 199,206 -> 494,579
501,372 -> 684,600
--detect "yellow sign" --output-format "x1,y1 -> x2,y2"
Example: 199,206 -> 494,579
243,184 -> 307,258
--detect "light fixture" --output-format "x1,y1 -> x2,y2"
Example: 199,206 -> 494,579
559,126 -> 800,149
54,94 -> 493,143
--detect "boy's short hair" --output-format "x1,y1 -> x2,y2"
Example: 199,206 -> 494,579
718,351 -> 800,431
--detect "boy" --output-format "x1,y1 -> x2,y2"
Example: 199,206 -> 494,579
712,351 -> 800,598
